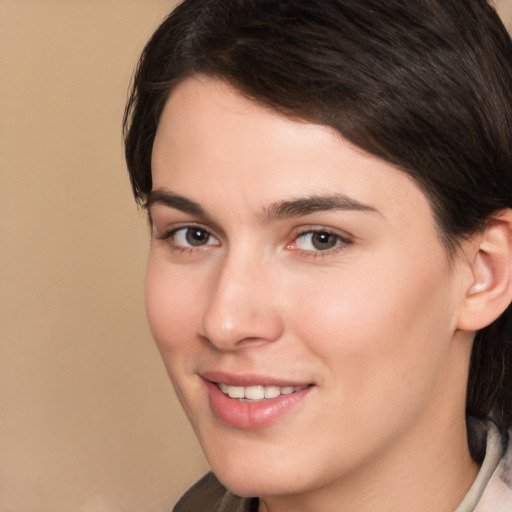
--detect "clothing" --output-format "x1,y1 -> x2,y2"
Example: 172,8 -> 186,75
173,419 -> 511,512
173,472 -> 257,512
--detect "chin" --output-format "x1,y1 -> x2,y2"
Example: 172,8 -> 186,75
214,469 -> 297,499
205,445 -> 330,500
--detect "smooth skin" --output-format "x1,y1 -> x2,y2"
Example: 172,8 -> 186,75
147,76 -> 512,512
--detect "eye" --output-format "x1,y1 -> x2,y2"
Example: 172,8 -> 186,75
289,229 -> 351,253
172,227 -> 219,248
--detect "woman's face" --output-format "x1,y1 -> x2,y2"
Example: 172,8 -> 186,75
147,77 -> 473,500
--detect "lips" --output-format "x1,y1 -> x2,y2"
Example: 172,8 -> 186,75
201,371 -> 313,429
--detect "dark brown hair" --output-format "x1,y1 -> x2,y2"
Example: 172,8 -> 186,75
124,0 -> 512,427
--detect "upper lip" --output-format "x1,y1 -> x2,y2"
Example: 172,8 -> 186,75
200,370 -> 312,388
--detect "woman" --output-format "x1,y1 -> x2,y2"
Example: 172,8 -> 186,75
124,1 -> 512,510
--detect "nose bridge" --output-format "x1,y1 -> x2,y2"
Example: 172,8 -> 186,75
201,245 -> 283,350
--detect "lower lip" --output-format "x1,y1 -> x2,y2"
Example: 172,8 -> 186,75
205,381 -> 312,430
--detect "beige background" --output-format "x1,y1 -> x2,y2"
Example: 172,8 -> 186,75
1,1 -> 511,512
0,2 -> 208,512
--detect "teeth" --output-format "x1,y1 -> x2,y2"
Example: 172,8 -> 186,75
227,386 -> 244,399
245,385 -> 265,400
264,385 -> 281,399
217,383 -> 307,400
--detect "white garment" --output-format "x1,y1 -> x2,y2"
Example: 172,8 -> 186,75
455,420 -> 511,512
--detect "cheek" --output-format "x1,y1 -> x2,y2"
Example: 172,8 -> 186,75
285,245 -> 456,401
145,257 -> 209,417
145,257 -> 203,356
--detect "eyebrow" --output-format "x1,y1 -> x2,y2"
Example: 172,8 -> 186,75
147,189 -> 380,221
147,189 -> 210,219
262,194 -> 381,221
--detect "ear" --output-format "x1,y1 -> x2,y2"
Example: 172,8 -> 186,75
457,209 -> 512,331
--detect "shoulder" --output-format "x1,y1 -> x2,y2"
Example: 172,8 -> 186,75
173,472 -> 257,512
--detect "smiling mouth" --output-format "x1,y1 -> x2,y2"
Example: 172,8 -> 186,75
216,383 -> 308,401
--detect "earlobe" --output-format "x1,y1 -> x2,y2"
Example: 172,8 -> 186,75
457,209 -> 512,332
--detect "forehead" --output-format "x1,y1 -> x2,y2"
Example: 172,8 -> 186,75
151,76 -> 433,227
152,77 -> 344,175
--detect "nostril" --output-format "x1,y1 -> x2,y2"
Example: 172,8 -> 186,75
201,311 -> 284,351
199,262 -> 284,349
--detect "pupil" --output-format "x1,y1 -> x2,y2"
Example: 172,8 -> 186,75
312,232 -> 337,250
186,228 -> 208,246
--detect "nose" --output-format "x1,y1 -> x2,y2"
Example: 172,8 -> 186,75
200,253 -> 284,351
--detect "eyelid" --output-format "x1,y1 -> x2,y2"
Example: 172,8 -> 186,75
286,226 -> 354,255
149,205 -> 225,240
153,222 -> 221,248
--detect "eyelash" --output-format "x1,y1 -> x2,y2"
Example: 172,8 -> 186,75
288,228 -> 352,258
154,224 -> 219,253
153,224 -> 352,257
